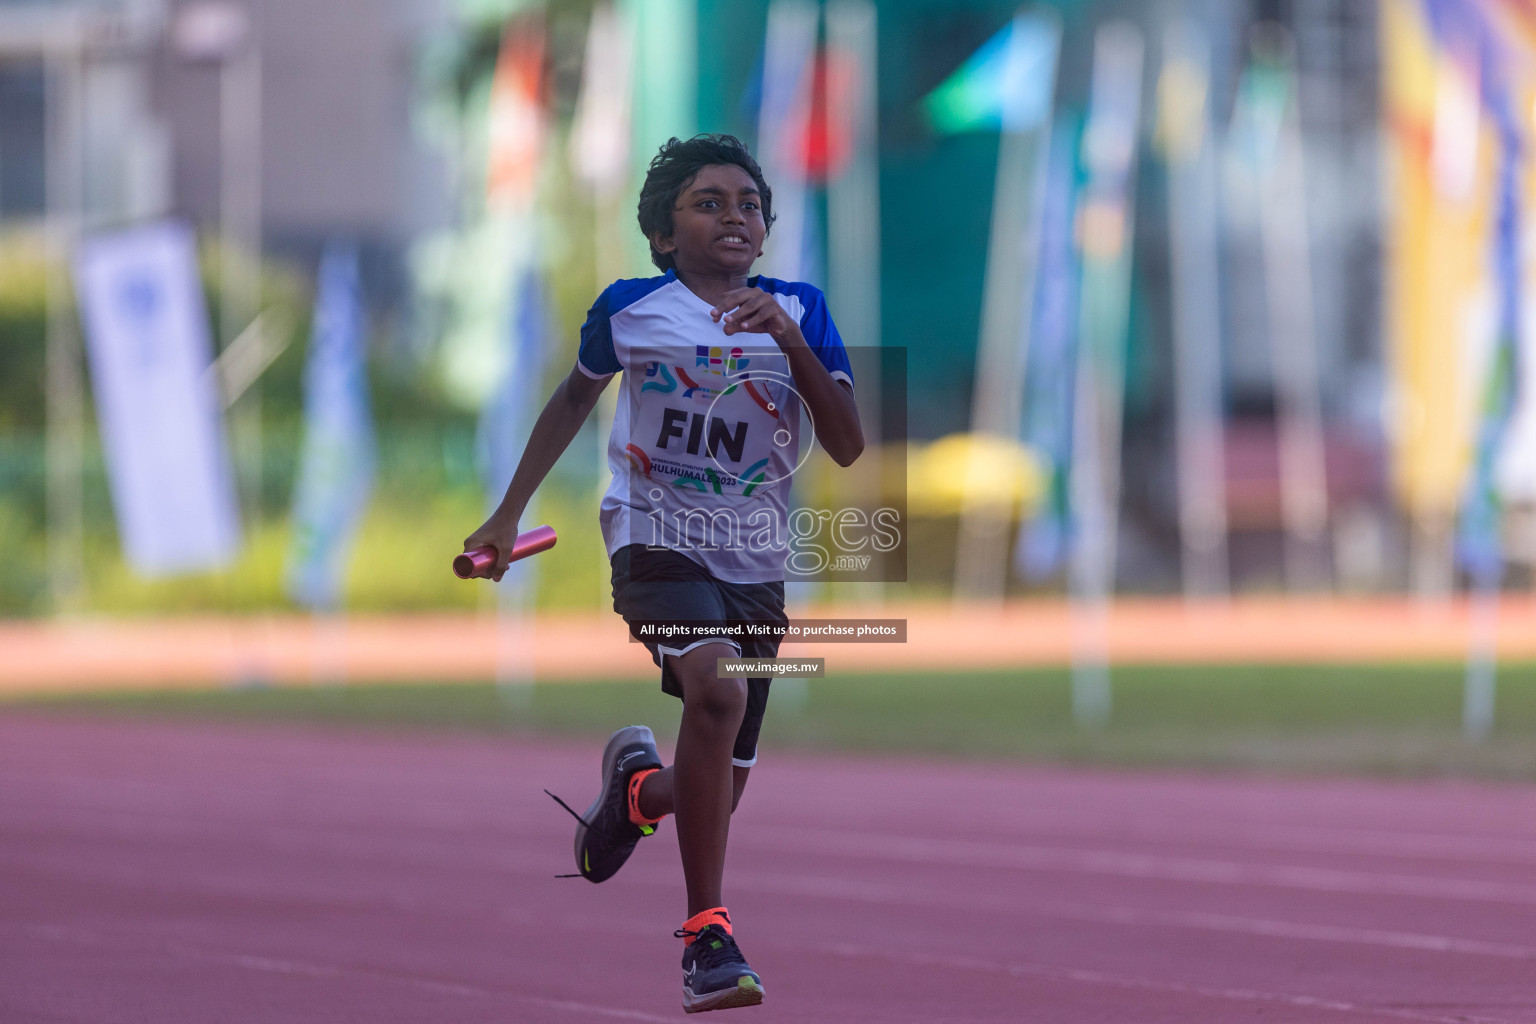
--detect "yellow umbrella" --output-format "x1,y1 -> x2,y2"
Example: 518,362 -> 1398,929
906,433 -> 1046,517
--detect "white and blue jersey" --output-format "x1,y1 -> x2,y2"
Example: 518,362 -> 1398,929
578,269 -> 854,583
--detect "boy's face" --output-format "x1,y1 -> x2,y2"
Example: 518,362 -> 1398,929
652,163 -> 766,277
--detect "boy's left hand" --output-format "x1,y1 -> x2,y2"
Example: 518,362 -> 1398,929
711,288 -> 801,346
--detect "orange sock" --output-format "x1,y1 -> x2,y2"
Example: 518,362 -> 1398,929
679,907 -> 731,945
627,767 -> 663,829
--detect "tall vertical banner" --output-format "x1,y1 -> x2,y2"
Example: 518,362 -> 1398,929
1454,6 -> 1522,739
1157,20 -> 1231,599
1243,27 -> 1332,593
757,0 -> 820,283
570,3 -> 633,200
825,0 -> 885,588
825,0 -> 880,350
1016,113 -> 1083,582
1381,0 -> 1489,596
623,0 -> 696,275
572,1 -> 636,609
441,14 -> 546,411
74,219 -> 242,577
947,10 -> 1062,600
486,16 -> 547,216
287,241 -> 375,610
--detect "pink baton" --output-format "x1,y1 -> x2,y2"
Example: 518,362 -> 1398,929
454,525 -> 558,579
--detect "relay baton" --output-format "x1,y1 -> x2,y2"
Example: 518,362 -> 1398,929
454,525 -> 558,579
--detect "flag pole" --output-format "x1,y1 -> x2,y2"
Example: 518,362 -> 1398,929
44,37 -> 87,614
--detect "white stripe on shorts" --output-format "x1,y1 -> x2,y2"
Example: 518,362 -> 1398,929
656,637 -> 742,659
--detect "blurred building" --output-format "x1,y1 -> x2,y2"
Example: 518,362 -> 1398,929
0,0 -> 453,255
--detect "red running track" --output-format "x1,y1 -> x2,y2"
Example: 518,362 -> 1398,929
3,715 -> 1536,1023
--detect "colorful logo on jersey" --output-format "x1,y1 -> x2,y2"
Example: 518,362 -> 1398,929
676,365 -> 738,401
641,362 -> 677,393
696,346 -> 749,373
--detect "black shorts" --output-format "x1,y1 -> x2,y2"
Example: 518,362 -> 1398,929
609,544 -> 787,767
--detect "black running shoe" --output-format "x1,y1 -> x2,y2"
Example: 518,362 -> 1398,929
571,725 -> 662,883
676,924 -> 765,1013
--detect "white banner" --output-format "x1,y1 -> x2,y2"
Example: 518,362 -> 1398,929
74,220 -> 241,576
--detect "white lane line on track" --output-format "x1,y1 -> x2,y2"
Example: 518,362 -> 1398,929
14,924 -> 676,1024
815,943 -> 1517,1024
913,812 -> 1536,865
727,870 -> 1536,960
11,826 -> 1536,966
13,844 -> 1533,972
760,827 -> 1536,905
10,902 -> 1511,1024
17,806 -> 1536,912
12,791 -> 1536,874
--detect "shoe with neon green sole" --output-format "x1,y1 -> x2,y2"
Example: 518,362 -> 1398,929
569,725 -> 662,883
678,924 -> 764,1013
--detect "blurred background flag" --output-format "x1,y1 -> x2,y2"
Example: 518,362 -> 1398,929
623,0 -> 696,274
941,9 -> 1061,601
824,0 -> 881,355
757,0 -> 822,614
286,241 -> 375,611
1450,8 -> 1519,590
572,1 -> 636,604
1069,20 -> 1144,726
1017,113 -> 1083,583
1484,0 -> 1536,511
73,219 -> 242,578
1382,0 -> 1489,596
486,13 -> 546,215
825,0 -> 883,518
921,9 -> 1060,134
441,10 -> 547,411
756,0 -> 819,284
1454,10 -> 1523,738
1157,19 -> 1231,600
570,2 -> 633,198
1242,27 -> 1332,593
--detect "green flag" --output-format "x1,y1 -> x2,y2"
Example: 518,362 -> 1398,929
923,11 -> 1061,134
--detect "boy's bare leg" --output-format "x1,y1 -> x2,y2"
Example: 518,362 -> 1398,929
669,642 -> 747,917
637,764 -> 750,818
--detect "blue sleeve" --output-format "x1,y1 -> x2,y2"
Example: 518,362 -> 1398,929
797,286 -> 854,390
577,289 -> 621,377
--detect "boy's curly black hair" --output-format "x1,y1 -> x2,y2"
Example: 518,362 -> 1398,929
637,134 -> 775,272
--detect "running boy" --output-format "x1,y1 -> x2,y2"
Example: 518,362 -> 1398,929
463,134 -> 862,1013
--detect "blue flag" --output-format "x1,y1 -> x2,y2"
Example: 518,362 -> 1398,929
1016,114 -> 1082,581
1454,14 -> 1521,587
287,241 -> 375,609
